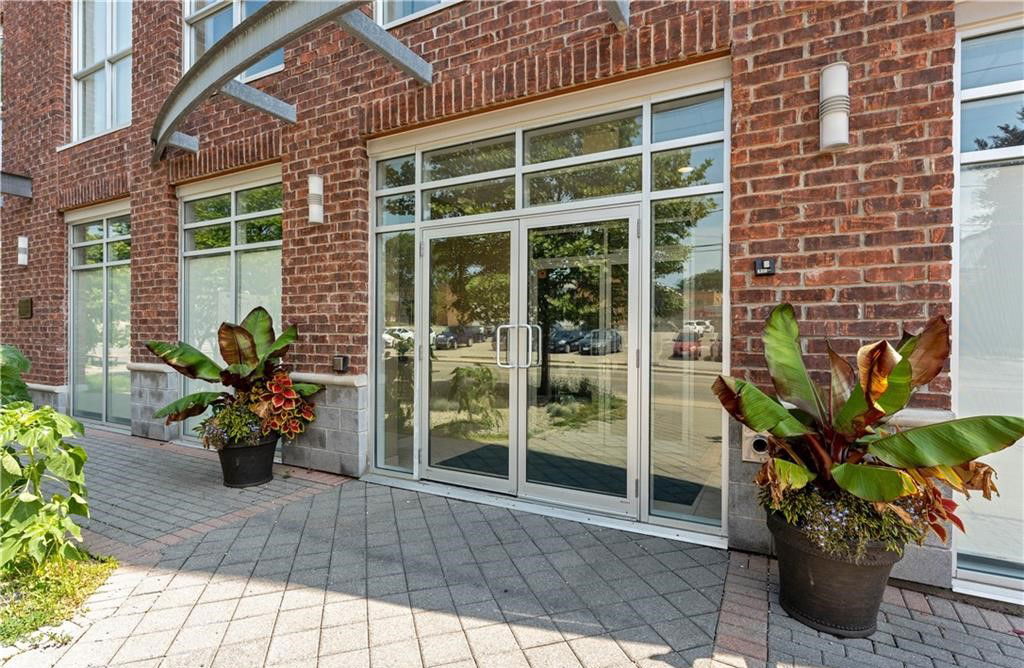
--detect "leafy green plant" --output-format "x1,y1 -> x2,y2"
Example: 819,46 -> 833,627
196,402 -> 263,451
1,345 -> 32,406
1,404 -> 89,574
714,304 -> 1024,559
448,366 -> 502,430
145,307 -> 322,447
545,377 -> 626,428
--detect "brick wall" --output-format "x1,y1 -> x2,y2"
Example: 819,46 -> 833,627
729,0 -> 955,409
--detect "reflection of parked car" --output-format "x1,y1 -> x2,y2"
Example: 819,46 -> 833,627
382,331 -> 399,348
680,321 -> 703,335
385,327 -> 414,341
434,327 -> 472,349
579,329 -> 622,355
547,328 -> 586,353
693,320 -> 715,335
672,331 -> 701,359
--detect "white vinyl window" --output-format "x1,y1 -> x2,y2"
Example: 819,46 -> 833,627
182,0 -> 283,80
955,24 -> 1024,583
179,173 -> 283,437
376,0 -> 458,28
72,0 -> 132,140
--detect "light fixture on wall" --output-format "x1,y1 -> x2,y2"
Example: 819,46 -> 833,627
17,236 -> 28,265
308,174 -> 324,224
819,62 -> 850,152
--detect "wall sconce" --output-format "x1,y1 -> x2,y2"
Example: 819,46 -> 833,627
308,174 -> 324,224
819,62 -> 850,152
17,236 -> 28,266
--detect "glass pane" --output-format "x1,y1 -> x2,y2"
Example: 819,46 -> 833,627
184,254 -> 232,437
237,248 -> 282,322
650,193 -> 724,524
525,109 -> 641,164
652,92 -> 725,143
106,265 -> 131,426
525,220 -> 631,498
79,69 -> 107,137
75,223 -> 105,242
107,216 -> 130,237
383,0 -> 443,23
424,177 -> 514,220
241,1 -> 284,77
377,155 -> 415,189
237,215 -> 282,244
652,142 -> 725,190
114,0 -> 132,52
428,232 -> 512,479
961,94 -> 1024,152
192,6 -> 233,62
525,156 -> 641,206
956,159 -> 1024,570
109,240 -> 131,261
113,56 -> 131,126
184,194 -> 230,222
377,193 -> 415,226
79,0 -> 107,68
376,232 -> 416,472
423,135 -> 515,181
961,29 -> 1024,90
74,244 -> 105,265
237,183 -> 282,214
187,225 -> 231,250
72,268 -> 104,421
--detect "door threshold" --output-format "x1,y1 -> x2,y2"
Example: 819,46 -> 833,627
361,473 -> 728,550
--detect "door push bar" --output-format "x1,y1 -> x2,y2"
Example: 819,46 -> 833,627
494,323 -> 544,369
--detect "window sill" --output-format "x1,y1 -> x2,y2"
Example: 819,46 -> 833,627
57,124 -> 132,152
238,63 -> 285,84
380,0 -> 462,30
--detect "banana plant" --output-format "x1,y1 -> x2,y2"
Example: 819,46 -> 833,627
146,307 -> 321,426
714,303 -> 1024,540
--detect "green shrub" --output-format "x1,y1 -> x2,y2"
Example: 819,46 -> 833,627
0,345 -> 32,406
195,401 -> 263,450
1,403 -> 90,574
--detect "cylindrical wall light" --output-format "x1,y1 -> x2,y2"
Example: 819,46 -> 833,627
17,236 -> 29,266
308,174 -> 324,224
819,62 -> 850,152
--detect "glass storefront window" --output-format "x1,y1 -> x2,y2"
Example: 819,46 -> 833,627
525,109 -> 641,164
652,91 -> 725,142
424,177 -> 515,220
652,142 -> 725,190
961,94 -> 1024,152
423,136 -> 514,181
961,28 -> 1024,90
525,156 -> 641,206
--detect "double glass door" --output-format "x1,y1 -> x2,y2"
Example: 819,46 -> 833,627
420,207 -> 638,516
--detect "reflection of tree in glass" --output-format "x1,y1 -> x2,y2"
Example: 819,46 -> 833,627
190,194 -> 230,221
192,225 -> 231,249
428,178 -> 515,220
528,114 -> 641,163
426,138 -> 514,180
974,106 -> 1024,150
382,232 -> 415,327
430,234 -> 510,330
528,157 -> 641,205
241,216 -> 282,243
652,147 -> 716,189
381,193 -> 414,223
237,184 -> 283,214
381,157 -> 415,188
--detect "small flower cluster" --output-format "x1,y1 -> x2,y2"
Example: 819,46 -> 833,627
196,400 -> 263,450
250,371 -> 316,439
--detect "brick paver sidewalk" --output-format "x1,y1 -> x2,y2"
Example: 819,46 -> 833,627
3,429 -> 1021,667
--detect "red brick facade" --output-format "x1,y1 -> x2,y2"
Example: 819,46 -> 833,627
1,0 -> 954,410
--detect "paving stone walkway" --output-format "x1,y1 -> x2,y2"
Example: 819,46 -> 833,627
3,429 -> 1021,668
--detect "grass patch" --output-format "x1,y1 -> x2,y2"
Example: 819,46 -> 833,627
0,556 -> 117,647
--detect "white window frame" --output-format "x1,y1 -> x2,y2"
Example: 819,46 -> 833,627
181,0 -> 284,82
952,16 -> 1024,602
66,199 -> 132,429
176,165 -> 284,441
71,0 -> 132,142
366,59 -> 732,540
374,0 -> 461,30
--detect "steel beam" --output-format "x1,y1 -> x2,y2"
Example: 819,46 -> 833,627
220,80 -> 297,123
336,10 -> 432,85
167,132 -> 200,153
601,0 -> 630,31
1,172 -> 33,198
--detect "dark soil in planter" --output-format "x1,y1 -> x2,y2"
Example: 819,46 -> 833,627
768,511 -> 903,638
217,435 -> 278,488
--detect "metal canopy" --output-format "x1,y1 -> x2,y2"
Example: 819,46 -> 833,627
601,0 -> 630,31
1,172 -> 33,199
151,0 -> 433,164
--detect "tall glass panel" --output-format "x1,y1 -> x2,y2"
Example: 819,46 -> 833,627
650,194 -> 724,524
106,265 -> 131,425
79,0 -> 107,68
184,254 -> 232,437
113,56 -> 131,127
957,159 -> 1024,575
238,249 -> 282,320
428,232 -> 512,479
376,232 -> 416,472
72,269 -> 105,421
79,69 -> 106,138
524,220 -> 631,497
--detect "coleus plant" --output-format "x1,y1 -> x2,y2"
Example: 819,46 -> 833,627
713,304 -> 1024,541
146,307 -> 322,441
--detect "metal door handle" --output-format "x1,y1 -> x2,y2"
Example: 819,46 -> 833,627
518,324 -> 532,368
495,324 -> 513,368
530,324 -> 542,367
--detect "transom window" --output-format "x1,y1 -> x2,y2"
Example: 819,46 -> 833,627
182,0 -> 283,80
72,0 -> 132,140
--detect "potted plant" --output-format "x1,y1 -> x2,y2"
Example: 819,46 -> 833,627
145,307 -> 322,488
713,304 -> 1024,638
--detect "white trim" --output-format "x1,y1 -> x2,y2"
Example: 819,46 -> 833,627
375,0 -> 462,30
959,79 -> 1024,102
176,163 -> 282,199
25,382 -> 70,393
955,2 -> 1024,33
959,144 -> 1024,165
952,576 -> 1024,605
362,472 -> 730,550
291,372 -> 368,387
64,198 -> 131,224
126,362 -> 176,374
57,123 -> 132,152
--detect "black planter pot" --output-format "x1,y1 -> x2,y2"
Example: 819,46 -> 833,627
768,511 -> 903,638
217,435 -> 278,488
